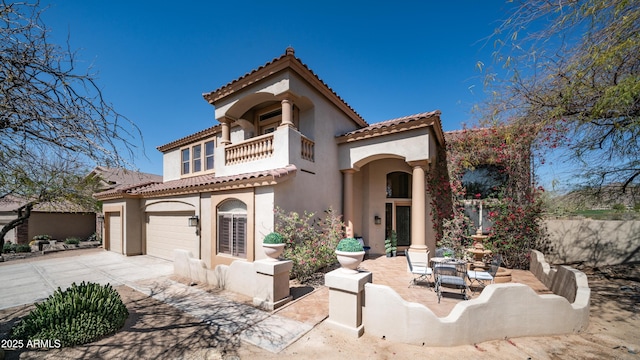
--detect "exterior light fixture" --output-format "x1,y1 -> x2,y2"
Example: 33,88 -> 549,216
188,215 -> 199,227
374,215 -> 381,225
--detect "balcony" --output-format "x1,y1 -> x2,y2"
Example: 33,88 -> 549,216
215,125 -> 315,177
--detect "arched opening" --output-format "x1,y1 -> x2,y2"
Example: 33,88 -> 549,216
386,171 -> 412,198
217,199 -> 247,258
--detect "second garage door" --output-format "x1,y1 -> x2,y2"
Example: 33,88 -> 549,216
145,212 -> 199,261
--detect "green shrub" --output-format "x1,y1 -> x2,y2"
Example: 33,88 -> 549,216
10,282 -> 129,347
263,232 -> 284,244
33,234 -> 51,241
15,244 -> 31,253
64,237 -> 81,245
276,207 -> 345,283
612,203 -> 626,212
3,242 -> 13,252
337,238 -> 364,252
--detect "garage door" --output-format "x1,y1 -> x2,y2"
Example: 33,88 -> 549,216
107,213 -> 122,254
146,212 -> 198,261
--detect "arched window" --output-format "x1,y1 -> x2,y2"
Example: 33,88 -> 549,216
217,199 -> 247,258
386,172 -> 412,198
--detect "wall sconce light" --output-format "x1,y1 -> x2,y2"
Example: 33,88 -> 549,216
188,215 -> 199,227
374,215 -> 381,225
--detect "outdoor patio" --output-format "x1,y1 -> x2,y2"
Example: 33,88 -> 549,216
357,253 -> 552,318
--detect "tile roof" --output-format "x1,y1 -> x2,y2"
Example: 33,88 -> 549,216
341,110 -> 441,136
337,110 -> 445,146
94,165 -> 297,200
89,166 -> 163,190
156,124 -> 221,152
202,47 -> 367,127
0,195 -> 94,213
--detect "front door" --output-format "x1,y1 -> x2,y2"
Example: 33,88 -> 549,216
385,202 -> 411,247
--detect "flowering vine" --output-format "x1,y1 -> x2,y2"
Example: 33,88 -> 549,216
427,125 -> 550,269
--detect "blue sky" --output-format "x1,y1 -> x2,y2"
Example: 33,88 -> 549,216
38,1 -> 564,183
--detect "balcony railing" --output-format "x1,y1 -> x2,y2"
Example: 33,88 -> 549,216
225,133 -> 274,165
301,136 -> 315,162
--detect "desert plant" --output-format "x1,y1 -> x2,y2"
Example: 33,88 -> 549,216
10,281 -> 128,347
3,242 -> 13,252
15,244 -> 31,253
64,237 -> 80,245
263,232 -> 284,244
336,237 -> 364,252
276,207 -> 345,283
32,234 -> 51,241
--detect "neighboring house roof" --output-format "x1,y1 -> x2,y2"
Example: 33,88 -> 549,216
94,165 -> 297,200
0,195 -> 94,213
336,110 -> 445,146
0,195 -> 24,212
88,166 -> 163,191
202,47 -> 367,128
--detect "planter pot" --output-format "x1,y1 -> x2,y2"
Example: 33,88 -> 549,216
263,243 -> 285,261
335,250 -> 365,274
386,252 -> 392,258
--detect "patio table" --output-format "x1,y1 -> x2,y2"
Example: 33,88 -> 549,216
431,258 -> 469,303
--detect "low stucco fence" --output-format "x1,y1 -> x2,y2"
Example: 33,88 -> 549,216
544,219 -> 640,267
353,250 -> 590,346
174,248 -> 590,347
173,250 -> 293,310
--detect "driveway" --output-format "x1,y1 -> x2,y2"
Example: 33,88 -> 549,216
0,249 -> 173,310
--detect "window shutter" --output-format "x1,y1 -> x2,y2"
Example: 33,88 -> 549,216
234,215 -> 247,257
218,214 -> 231,255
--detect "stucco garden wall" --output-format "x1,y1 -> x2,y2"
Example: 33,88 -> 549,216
544,219 -> 640,267
361,250 -> 589,346
173,249 -> 292,310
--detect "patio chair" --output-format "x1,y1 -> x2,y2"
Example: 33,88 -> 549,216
405,250 -> 433,288
467,254 -> 502,294
434,260 -> 469,303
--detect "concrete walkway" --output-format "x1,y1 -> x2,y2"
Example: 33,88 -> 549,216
0,250 -> 311,353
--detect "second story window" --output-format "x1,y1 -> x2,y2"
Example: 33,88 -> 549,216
180,139 -> 215,176
193,145 -> 202,172
181,149 -> 190,174
205,141 -> 214,170
258,107 -> 281,135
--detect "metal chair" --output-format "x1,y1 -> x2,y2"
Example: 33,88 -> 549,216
467,254 -> 502,294
405,250 -> 433,288
434,260 -> 469,303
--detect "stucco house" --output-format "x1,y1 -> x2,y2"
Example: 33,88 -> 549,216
94,47 -> 444,269
0,167 -> 161,245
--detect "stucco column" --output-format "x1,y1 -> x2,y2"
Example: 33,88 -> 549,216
342,169 -> 355,238
280,97 -> 295,128
409,161 -> 428,251
220,117 -> 232,145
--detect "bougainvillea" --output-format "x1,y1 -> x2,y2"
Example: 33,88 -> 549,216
427,124 -> 550,269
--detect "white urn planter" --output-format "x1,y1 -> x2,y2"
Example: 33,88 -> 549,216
335,250 -> 365,274
263,243 -> 285,261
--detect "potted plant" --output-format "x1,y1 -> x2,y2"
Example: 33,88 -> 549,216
443,249 -> 454,259
384,231 -> 398,257
335,237 -> 365,273
32,234 -> 51,251
262,232 -> 285,261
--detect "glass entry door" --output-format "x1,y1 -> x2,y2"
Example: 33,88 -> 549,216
385,202 -> 411,247
395,205 -> 411,246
